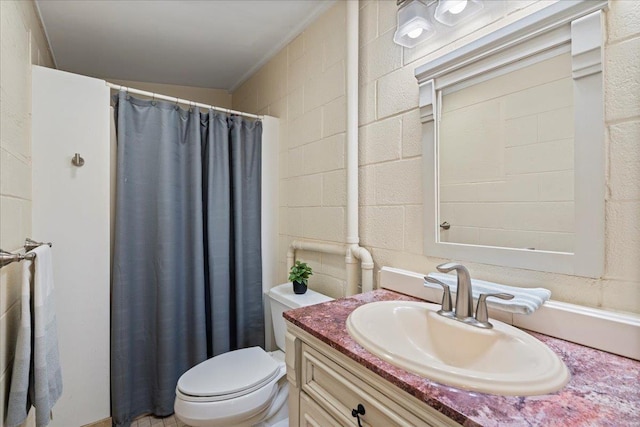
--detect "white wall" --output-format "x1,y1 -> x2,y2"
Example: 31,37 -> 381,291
261,116 -> 280,350
32,66 -> 111,427
232,0 -> 640,315
0,1 -> 54,425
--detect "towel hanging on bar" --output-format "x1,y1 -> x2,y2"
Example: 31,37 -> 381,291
0,239 -> 53,269
6,244 -> 63,427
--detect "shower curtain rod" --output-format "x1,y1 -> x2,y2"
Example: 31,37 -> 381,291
105,82 -> 263,120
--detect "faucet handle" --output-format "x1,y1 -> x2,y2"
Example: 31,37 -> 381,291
424,276 -> 453,313
475,293 -> 514,328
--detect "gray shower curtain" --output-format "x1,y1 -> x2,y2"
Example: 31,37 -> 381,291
111,92 -> 263,426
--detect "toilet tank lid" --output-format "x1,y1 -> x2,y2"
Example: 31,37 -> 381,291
268,283 -> 333,309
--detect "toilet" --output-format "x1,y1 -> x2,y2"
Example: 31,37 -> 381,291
174,283 -> 333,427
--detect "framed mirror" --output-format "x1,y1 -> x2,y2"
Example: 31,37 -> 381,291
415,0 -> 607,277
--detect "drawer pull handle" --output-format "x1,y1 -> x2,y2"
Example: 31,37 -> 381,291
351,403 -> 366,427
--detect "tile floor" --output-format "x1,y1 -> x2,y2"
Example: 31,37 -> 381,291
132,414 -> 191,427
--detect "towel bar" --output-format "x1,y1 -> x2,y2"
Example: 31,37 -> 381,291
24,238 -> 52,252
0,238 -> 53,269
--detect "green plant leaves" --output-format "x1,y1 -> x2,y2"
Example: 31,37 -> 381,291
288,260 -> 313,286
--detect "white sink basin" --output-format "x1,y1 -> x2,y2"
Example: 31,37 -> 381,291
346,301 -> 570,396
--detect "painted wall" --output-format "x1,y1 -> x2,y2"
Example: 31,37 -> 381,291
0,1 -> 55,425
232,0 -> 640,315
233,2 -> 349,299
32,66 -> 111,427
108,78 -> 232,108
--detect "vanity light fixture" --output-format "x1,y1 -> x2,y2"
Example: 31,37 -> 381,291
393,0 -> 436,48
434,0 -> 484,27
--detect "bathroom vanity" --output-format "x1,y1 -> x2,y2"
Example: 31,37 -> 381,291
284,290 -> 640,427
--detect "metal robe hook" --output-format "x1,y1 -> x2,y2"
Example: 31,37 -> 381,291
72,153 -> 85,167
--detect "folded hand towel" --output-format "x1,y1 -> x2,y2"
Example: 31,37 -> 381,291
425,272 -> 551,315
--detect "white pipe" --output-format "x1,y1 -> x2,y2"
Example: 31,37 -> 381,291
287,240 -> 346,271
287,240 -> 374,295
349,245 -> 374,294
105,82 -> 262,120
345,256 -> 360,296
346,0 -> 374,294
286,1 -> 375,296
346,0 -> 359,247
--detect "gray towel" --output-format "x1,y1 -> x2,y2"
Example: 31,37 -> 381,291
6,256 -> 33,427
6,246 -> 63,427
425,272 -> 551,315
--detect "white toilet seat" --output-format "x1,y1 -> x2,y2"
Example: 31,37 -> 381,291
177,347 -> 282,402
174,348 -> 287,427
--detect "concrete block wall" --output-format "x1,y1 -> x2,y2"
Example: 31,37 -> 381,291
233,2 -> 349,299
0,1 -> 55,424
439,53 -> 575,252
233,0 -> 640,315
600,0 -> 640,312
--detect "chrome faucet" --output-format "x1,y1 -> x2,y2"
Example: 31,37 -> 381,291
426,262 -> 514,329
436,262 -> 474,320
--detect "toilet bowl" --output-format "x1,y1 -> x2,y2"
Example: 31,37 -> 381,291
174,283 -> 333,427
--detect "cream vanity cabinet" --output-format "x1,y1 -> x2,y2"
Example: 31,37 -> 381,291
285,322 -> 461,427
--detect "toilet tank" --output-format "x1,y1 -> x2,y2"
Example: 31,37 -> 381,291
268,283 -> 333,351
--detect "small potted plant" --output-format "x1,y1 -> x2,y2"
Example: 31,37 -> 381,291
288,260 -> 313,294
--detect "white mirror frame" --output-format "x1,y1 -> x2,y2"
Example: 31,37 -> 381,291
415,0 -> 607,278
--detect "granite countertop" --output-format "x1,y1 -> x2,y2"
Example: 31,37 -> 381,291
283,289 -> 640,427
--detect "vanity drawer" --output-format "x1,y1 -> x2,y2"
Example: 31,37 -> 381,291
300,391 -> 342,427
300,343 -> 434,427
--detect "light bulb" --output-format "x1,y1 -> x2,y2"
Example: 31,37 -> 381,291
407,28 -> 424,39
448,0 -> 468,15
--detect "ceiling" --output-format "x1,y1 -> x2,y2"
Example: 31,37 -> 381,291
36,0 -> 334,91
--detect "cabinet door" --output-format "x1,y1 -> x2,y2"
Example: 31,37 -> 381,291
300,392 -> 342,427
301,344 -> 432,426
